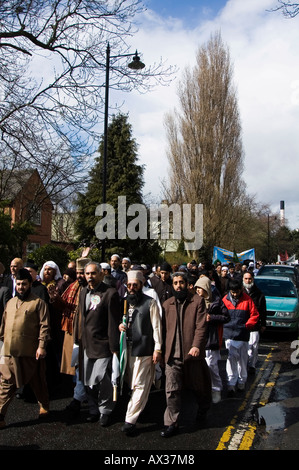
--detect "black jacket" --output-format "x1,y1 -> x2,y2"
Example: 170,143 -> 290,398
0,286 -> 11,323
2,275 -> 14,295
244,283 -> 267,330
78,282 -> 121,359
150,275 -> 173,304
205,293 -> 230,350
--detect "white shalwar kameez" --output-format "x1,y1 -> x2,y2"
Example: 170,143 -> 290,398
125,300 -> 162,425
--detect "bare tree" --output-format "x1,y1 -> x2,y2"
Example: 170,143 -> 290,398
270,1 -> 299,17
164,31 -> 245,255
0,0 -> 174,208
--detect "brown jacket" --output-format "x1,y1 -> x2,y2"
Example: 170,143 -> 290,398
162,293 -> 207,363
0,293 -> 50,357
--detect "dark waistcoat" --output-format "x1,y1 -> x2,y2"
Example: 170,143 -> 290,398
128,295 -> 154,357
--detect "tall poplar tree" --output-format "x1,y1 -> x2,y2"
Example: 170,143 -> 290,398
164,31 -> 245,255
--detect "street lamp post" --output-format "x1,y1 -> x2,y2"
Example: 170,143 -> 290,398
101,43 -> 145,261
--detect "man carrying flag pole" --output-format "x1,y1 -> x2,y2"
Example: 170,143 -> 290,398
119,270 -> 162,436
119,300 -> 127,396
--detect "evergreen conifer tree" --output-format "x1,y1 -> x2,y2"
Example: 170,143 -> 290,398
76,113 -> 161,262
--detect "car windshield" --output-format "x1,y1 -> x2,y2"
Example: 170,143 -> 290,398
258,267 -> 297,284
259,266 -> 295,277
254,278 -> 297,298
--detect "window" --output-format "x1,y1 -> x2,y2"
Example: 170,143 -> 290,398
27,242 -> 40,253
28,203 -> 41,225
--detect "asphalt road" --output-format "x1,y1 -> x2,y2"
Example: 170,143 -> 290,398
0,334 -> 298,460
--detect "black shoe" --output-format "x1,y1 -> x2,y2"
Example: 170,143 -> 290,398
65,399 -> 81,413
121,422 -> 136,435
86,414 -> 99,423
99,413 -> 110,427
160,424 -> 178,438
0,414 -> 6,429
196,409 -> 207,422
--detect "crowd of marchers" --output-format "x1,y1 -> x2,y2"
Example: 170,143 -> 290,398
0,254 -> 267,438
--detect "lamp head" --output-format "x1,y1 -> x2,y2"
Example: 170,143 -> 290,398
128,51 -> 145,70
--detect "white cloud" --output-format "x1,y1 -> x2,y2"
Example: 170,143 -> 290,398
113,0 -> 299,229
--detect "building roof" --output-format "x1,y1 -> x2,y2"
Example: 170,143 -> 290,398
0,169 -> 45,203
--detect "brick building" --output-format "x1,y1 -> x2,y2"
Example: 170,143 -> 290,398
1,169 -> 53,256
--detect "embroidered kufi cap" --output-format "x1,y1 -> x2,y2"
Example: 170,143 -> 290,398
127,270 -> 145,284
76,257 -> 92,270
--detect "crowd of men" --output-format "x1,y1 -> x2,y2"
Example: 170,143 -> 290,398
0,254 -> 266,437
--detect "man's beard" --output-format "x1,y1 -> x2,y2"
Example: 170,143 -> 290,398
16,288 -> 31,300
78,277 -> 87,286
127,290 -> 143,306
173,288 -> 188,302
243,281 -> 254,291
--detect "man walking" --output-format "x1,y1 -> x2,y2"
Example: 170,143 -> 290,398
0,268 -> 50,428
119,270 -> 162,435
110,254 -> 127,284
222,278 -> 260,395
57,257 -> 91,415
242,271 -> 267,374
3,257 -> 24,296
150,261 -> 173,305
161,271 -> 211,437
74,262 -> 120,426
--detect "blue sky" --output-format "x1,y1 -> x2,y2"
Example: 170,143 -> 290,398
146,0 -> 226,24
115,0 -> 299,233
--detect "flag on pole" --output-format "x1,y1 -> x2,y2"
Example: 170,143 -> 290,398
213,246 -> 255,264
111,353 -> 120,401
279,251 -> 289,262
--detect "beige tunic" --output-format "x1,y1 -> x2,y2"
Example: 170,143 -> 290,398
0,293 -> 50,391
0,293 -> 50,357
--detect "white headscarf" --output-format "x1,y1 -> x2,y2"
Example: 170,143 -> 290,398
39,261 -> 62,281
